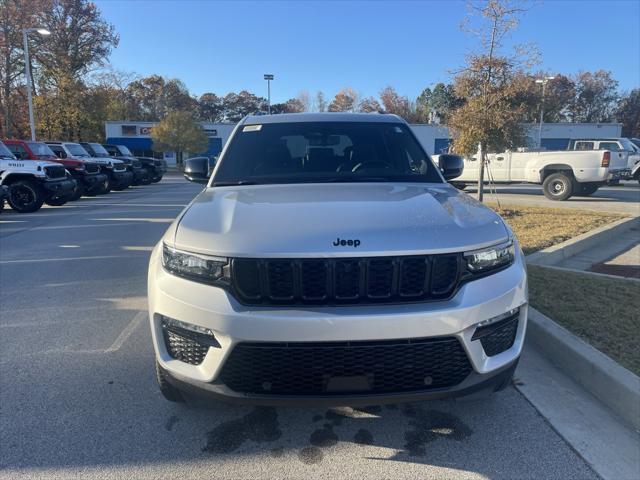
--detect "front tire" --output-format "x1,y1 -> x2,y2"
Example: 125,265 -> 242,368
151,175 -> 163,183
155,361 -> 185,403
542,173 -> 573,201
45,196 -> 68,206
7,180 -> 45,213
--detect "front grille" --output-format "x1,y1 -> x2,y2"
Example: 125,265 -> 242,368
85,162 -> 100,174
219,337 -> 472,395
473,314 -> 519,357
132,159 -> 142,168
232,254 -> 461,305
44,165 -> 66,179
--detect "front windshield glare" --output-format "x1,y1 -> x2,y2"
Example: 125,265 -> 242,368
67,144 -> 90,157
89,143 -> 110,156
118,145 -> 133,156
27,142 -> 56,157
0,141 -> 15,158
212,122 -> 442,185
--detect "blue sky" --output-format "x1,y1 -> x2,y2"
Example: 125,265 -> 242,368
95,0 -> 640,103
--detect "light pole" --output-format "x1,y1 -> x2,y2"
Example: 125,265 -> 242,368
264,74 -> 274,114
535,76 -> 555,148
22,27 -> 51,141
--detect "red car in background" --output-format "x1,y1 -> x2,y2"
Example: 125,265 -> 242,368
3,140 -> 108,201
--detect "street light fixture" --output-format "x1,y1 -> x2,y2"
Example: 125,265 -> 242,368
264,74 -> 274,114
535,76 -> 556,149
22,27 -> 51,141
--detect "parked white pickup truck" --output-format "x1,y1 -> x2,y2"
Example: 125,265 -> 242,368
446,148 -> 626,200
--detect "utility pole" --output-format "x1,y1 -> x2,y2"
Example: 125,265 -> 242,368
264,74 -> 274,114
535,76 -> 555,148
22,27 -> 51,141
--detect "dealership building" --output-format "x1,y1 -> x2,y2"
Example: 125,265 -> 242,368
105,120 -> 622,166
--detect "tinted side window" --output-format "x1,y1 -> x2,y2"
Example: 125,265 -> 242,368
599,142 -> 620,151
7,144 -> 27,159
48,145 -> 66,158
574,141 -> 594,150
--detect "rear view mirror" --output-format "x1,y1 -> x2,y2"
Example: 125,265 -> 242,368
184,157 -> 210,184
437,154 -> 464,180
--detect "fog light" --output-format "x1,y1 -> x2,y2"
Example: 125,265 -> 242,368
159,315 -> 220,365
475,308 -> 519,329
471,308 -> 520,357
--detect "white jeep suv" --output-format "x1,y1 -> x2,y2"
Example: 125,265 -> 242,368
148,113 -> 528,405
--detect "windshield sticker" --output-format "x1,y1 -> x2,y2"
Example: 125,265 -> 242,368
243,125 -> 262,132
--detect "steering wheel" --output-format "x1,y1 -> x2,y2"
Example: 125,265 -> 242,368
352,161 -> 390,172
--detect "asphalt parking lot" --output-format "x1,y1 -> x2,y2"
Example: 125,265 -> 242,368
471,182 -> 640,215
0,176 -> 603,480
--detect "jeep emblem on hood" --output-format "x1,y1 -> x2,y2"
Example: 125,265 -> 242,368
333,237 -> 361,248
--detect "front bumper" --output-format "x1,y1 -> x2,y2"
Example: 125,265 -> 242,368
111,170 -> 134,188
78,173 -> 108,193
42,178 -> 76,197
132,167 -> 150,184
148,243 -> 528,404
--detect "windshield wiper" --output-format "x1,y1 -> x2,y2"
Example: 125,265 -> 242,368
323,177 -> 392,183
211,180 -> 260,187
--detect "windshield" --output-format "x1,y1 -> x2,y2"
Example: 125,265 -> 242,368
0,141 -> 16,159
212,122 -> 442,186
89,143 -> 110,156
66,143 -> 91,157
117,145 -> 133,156
619,138 -> 637,152
27,142 -> 56,158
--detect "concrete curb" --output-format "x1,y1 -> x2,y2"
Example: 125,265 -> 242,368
527,307 -> 640,430
526,216 -> 640,266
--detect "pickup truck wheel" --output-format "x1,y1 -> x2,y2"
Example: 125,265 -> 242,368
155,361 -> 185,403
151,175 -> 163,183
577,183 -> 600,196
7,180 -> 45,213
542,173 -> 573,201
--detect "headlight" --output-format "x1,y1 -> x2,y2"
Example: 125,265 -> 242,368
162,244 -> 229,285
464,239 -> 515,274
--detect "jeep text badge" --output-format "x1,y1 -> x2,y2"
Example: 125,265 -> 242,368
333,238 -> 361,248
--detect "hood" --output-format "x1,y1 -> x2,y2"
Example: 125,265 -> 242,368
0,158 -> 61,171
172,183 -> 510,258
86,156 -> 124,166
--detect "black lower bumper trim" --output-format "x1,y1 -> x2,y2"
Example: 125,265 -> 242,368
81,173 -> 108,193
162,358 -> 519,407
43,178 -> 76,195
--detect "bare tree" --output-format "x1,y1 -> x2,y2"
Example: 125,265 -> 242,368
449,0 -> 535,201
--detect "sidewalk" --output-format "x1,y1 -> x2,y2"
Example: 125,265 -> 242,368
554,225 -> 639,279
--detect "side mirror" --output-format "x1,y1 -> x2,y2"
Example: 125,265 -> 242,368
438,154 -> 464,180
184,157 -> 210,184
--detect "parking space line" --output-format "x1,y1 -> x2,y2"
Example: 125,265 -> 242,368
105,310 -> 147,352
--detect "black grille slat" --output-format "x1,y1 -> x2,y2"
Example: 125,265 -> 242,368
220,337 -> 472,395
44,165 -> 66,179
85,163 -> 100,174
300,260 -> 329,300
266,261 -> 295,300
231,254 -> 461,306
431,255 -> 459,296
335,259 -> 361,300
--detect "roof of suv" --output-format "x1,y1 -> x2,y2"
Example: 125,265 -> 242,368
241,112 -> 404,125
